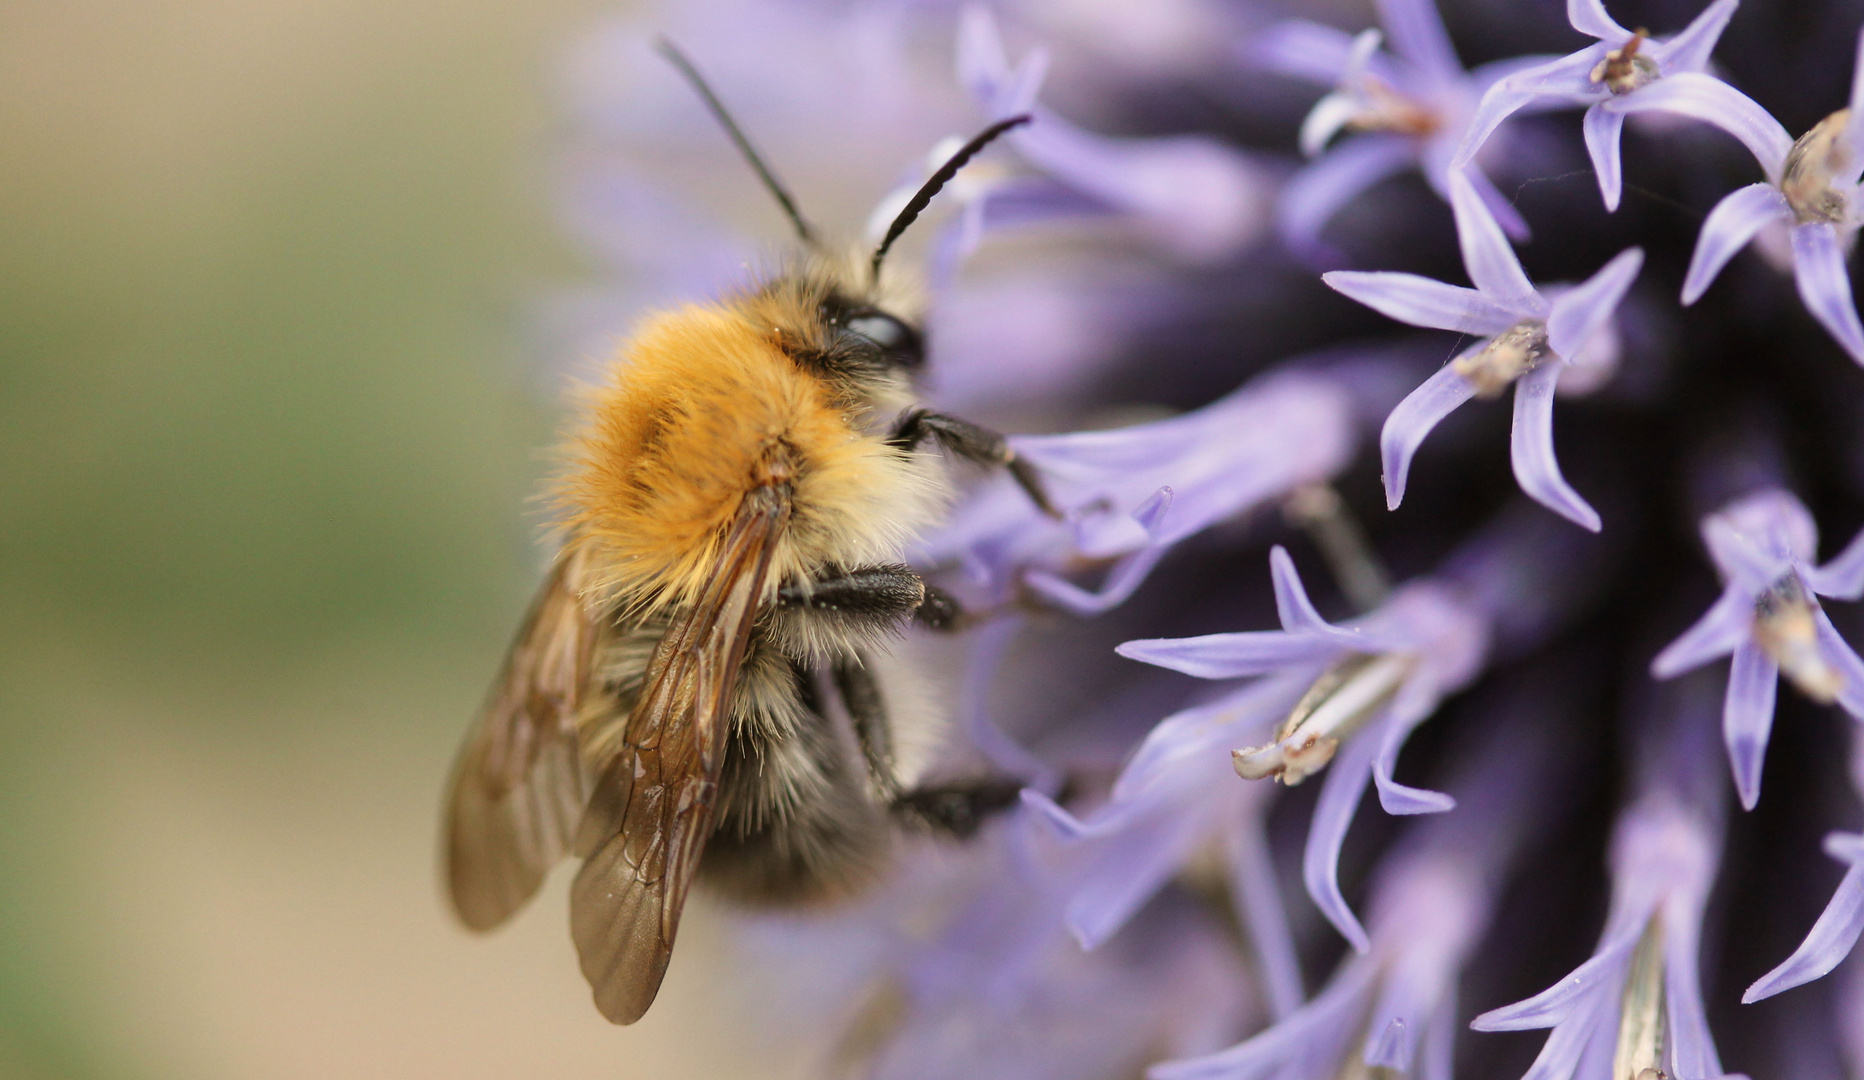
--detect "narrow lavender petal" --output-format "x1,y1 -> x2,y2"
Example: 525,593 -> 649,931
1608,73 -> 1793,178
1419,993 -> 1457,1080
1454,54 -> 1604,170
1583,104 -> 1627,211
1650,0 -> 1740,74
1547,246 -> 1643,359
1372,0 -> 1462,79
1680,182 -> 1790,304
1303,732 -> 1380,953
1567,0 -> 1629,40
1508,990 -> 1619,1080
1743,843 -> 1864,1001
1279,136 -> 1416,266
1702,510 -> 1794,592
1510,363 -> 1603,531
1299,92 -> 1365,159
1810,524 -> 1864,600
1246,20 -> 1361,85
1464,162 -> 1536,243
1723,640 -> 1780,811
1851,25 -> 1864,124
1791,222 -> 1864,365
1026,544 -> 1167,614
1146,961 -> 1379,1080
1811,610 -> 1864,719
1454,82 -> 1545,172
1650,587 -> 1751,678
1322,271 -> 1521,334
1471,934 -> 1636,1029
1372,703 -> 1458,814
1116,630 -> 1342,679
1448,170 -> 1539,307
1381,362 -> 1480,510
1663,913 -> 1726,1080
961,617 -> 1064,790
1269,546 -> 1384,650
1064,811 -> 1207,949
1224,817 -> 1305,1021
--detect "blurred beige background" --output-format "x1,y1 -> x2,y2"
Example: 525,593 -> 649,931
0,2 -> 783,1076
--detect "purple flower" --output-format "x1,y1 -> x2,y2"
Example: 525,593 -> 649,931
1323,170 -> 1643,531
1742,725 -> 1864,1004
958,5 -> 1268,262
917,364 -> 1367,613
1677,28 -> 1864,364
1249,0 -> 1553,263
1114,544 -> 1491,949
1020,674 -> 1310,1014
1472,689 -> 1728,1080
1453,0 -> 1744,211
1148,682 -> 1571,1080
1651,488 -> 1864,808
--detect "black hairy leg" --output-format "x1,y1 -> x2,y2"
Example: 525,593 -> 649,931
888,408 -> 1060,518
828,652 -> 1025,836
777,562 -> 966,633
832,654 -> 900,800
890,778 -> 1026,839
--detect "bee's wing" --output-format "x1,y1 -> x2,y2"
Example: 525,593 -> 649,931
570,483 -> 790,1024
443,551 -> 599,931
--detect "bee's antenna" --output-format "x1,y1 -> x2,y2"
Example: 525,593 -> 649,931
654,37 -> 817,245
870,114 -> 1031,284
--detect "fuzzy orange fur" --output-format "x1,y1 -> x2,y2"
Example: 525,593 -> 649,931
556,302 -> 941,613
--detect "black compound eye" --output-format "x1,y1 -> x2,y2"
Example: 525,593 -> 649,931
840,310 -> 925,370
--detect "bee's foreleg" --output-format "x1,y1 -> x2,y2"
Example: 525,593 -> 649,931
830,654 -> 900,800
887,409 -> 1059,518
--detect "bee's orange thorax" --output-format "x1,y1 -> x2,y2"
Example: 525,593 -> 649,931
556,303 -> 939,613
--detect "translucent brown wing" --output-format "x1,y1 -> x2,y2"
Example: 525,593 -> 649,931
444,551 -> 600,931
570,482 -> 790,1024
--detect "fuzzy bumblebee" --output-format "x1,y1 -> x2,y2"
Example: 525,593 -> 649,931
441,41 -> 1048,1025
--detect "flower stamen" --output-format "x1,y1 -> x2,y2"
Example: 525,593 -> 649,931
1348,77 -> 1441,138
1753,572 -> 1842,703
1590,30 -> 1658,96
1452,320 -> 1550,398
1234,651 -> 1415,784
1614,915 -> 1667,1080
1782,109 -> 1853,225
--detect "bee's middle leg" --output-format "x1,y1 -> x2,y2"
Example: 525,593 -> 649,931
832,651 -> 1025,838
777,562 -> 963,632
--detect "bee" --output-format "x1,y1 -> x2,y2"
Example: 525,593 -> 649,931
442,40 -> 1054,1025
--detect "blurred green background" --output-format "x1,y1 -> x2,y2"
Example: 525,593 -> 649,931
0,3 -> 772,1076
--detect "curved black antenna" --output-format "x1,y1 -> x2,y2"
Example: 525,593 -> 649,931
654,37 -> 817,245
870,114 -> 1032,283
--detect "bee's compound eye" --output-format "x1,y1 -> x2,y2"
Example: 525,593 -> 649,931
842,311 -> 924,370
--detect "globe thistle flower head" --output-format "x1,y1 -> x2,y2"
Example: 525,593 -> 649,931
535,0 -> 1864,1070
